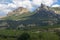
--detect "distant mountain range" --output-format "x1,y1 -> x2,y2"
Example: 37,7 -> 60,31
4,4 -> 60,25
0,4 -> 60,29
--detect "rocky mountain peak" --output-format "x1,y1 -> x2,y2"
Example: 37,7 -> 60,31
7,7 -> 29,16
36,3 -> 50,12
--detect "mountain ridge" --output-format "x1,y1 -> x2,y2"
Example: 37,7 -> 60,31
7,7 -> 30,16
3,4 -> 60,26
0,4 -> 60,29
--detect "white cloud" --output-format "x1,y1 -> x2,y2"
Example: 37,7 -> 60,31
43,0 -> 57,6
32,0 -> 57,6
0,0 -> 58,16
0,4 -> 8,9
8,3 -> 17,8
13,0 -> 33,10
52,4 -> 60,7
32,0 -> 42,6
12,0 -> 58,9
0,4 -> 12,14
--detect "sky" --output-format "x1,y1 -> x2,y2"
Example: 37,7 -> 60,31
0,0 -> 60,16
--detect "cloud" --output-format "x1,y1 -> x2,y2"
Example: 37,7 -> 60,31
32,0 -> 42,6
42,0 -> 57,6
13,0 -> 33,10
0,4 -> 8,13
8,3 -> 17,8
32,0 -> 57,6
12,0 -> 58,9
0,0 -> 58,16
0,4 -> 13,15
52,4 -> 60,7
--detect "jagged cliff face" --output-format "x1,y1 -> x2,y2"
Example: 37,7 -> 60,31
35,4 -> 57,18
7,7 -> 29,16
35,4 -> 50,12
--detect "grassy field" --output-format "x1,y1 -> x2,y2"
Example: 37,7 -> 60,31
0,29 -> 59,40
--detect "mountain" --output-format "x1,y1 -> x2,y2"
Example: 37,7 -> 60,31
35,4 -> 58,20
7,7 -> 29,16
0,3 -> 60,29
5,7 -> 33,20
0,4 -> 60,29
17,4 -> 59,26
4,4 -> 60,26
51,7 -> 60,14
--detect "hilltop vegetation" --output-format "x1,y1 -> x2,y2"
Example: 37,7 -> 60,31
0,4 -> 60,40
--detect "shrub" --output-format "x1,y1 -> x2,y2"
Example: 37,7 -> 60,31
17,32 -> 30,40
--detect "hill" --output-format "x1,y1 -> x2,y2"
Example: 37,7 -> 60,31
5,4 -> 60,24
0,4 -> 60,29
51,7 -> 60,14
5,7 -> 34,20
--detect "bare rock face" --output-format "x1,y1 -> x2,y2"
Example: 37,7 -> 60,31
7,7 -> 29,16
36,4 -> 50,12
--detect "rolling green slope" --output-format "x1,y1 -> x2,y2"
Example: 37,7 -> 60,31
5,12 -> 35,20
